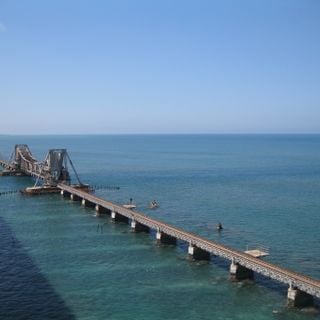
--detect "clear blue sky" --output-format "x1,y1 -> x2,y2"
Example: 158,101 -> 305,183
0,0 -> 319,134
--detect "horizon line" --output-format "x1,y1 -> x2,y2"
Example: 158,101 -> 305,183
1,132 -> 320,136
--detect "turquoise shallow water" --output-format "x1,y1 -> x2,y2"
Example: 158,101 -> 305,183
0,134 -> 320,319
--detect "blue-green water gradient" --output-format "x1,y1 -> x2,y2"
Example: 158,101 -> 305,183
0,135 -> 319,319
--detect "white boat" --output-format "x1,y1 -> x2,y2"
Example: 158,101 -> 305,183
123,204 -> 136,210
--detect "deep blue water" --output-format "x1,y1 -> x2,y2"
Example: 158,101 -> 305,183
0,134 -> 319,319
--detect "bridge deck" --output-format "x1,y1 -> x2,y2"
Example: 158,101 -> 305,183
58,183 -> 320,299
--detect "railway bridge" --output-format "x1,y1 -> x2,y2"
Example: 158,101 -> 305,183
58,183 -> 320,308
1,144 -> 319,308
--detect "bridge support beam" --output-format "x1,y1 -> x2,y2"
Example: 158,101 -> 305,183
156,231 -> 177,245
61,191 -> 70,198
95,205 -> 101,215
230,260 -> 253,280
287,285 -> 314,308
70,194 -> 81,201
131,220 -> 150,233
188,245 -> 210,260
111,211 -> 129,224
95,205 -> 110,215
83,200 -> 95,208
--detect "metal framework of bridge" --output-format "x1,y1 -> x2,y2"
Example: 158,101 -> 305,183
0,144 -> 83,190
1,144 -> 319,308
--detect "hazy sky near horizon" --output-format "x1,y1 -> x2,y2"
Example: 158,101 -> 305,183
0,0 -> 319,134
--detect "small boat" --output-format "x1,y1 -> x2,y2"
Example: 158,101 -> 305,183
149,200 -> 159,209
123,204 -> 136,210
123,198 -> 136,210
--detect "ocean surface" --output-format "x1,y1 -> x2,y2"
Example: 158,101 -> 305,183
0,134 -> 320,320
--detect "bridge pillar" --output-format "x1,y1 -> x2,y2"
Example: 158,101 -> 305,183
131,220 -> 150,233
61,191 -> 70,198
70,194 -> 81,201
95,205 -> 109,215
111,211 -> 129,224
188,245 -> 210,261
156,231 -> 177,245
83,200 -> 95,208
287,284 -> 314,308
230,260 -> 253,280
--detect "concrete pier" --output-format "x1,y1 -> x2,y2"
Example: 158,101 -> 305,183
62,191 -> 70,197
131,220 -> 150,233
188,244 -> 210,260
156,230 -> 177,245
94,205 -> 109,215
70,194 -> 81,201
111,211 -> 129,223
230,260 -> 254,280
83,200 -> 96,208
287,284 -> 314,308
95,204 -> 101,216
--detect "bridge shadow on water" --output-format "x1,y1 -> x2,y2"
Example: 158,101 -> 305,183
0,217 -> 76,320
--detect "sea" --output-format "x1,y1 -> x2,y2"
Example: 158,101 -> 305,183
0,134 -> 319,320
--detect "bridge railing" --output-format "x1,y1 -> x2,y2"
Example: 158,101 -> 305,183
0,152 -> 8,167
